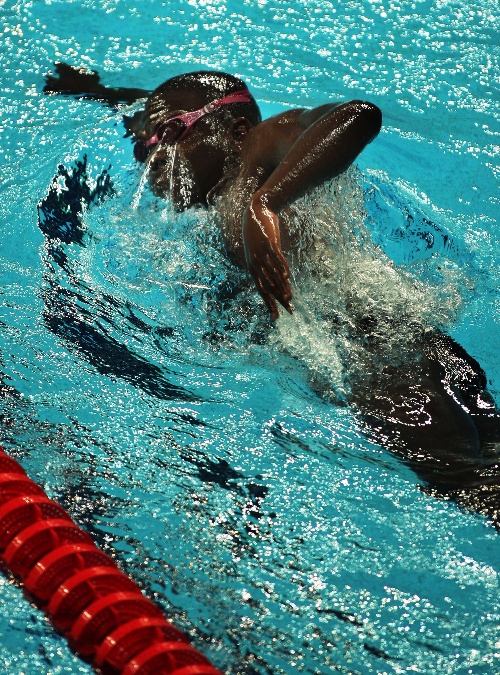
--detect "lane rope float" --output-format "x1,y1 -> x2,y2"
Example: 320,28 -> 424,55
0,446 -> 223,675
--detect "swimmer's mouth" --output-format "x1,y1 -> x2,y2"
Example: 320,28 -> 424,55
148,174 -> 202,210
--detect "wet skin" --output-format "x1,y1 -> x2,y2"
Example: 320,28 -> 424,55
43,65 -> 500,526
142,90 -> 230,207
142,94 -> 382,320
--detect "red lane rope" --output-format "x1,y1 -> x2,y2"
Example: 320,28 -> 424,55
0,447 -> 224,675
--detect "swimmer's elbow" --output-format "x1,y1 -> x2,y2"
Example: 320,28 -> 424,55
350,100 -> 382,141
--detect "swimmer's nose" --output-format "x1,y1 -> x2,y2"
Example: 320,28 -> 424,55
149,158 -> 162,172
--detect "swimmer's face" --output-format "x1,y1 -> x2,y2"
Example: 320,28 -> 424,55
142,90 -> 229,209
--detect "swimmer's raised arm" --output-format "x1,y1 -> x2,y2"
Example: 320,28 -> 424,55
241,100 -> 382,318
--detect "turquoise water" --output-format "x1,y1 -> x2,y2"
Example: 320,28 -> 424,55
1,1 -> 499,674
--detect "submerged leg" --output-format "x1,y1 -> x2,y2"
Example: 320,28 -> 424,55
359,357 -> 480,467
354,337 -> 500,527
425,330 -> 500,446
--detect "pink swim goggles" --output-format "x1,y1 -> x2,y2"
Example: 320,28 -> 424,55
144,89 -> 253,152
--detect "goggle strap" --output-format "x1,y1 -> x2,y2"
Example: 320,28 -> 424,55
145,89 -> 253,149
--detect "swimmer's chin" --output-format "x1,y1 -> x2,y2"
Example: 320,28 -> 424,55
150,181 -> 206,211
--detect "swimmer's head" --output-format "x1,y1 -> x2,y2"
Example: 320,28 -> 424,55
128,71 -> 261,208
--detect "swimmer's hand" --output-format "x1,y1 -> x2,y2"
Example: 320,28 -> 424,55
43,62 -> 150,106
243,194 -> 293,320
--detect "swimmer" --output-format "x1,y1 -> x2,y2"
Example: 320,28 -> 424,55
44,63 -> 381,319
44,63 -> 500,526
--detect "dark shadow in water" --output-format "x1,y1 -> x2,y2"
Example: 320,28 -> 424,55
43,62 -> 151,106
37,157 -> 112,244
37,157 -> 198,404
42,279 -> 196,403
364,170 -> 472,268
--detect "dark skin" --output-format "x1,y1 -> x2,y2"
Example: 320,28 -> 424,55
44,64 -> 500,526
140,92 -> 381,318
141,89 -> 231,208
240,101 -> 381,319
44,64 -> 382,317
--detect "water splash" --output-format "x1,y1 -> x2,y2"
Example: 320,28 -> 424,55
270,167 -> 467,401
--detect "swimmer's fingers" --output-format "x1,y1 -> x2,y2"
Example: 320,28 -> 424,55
247,228 -> 292,318
251,251 -> 293,318
243,196 -> 294,318
263,249 -> 293,313
253,275 -> 280,320
43,62 -> 101,96
253,264 -> 291,319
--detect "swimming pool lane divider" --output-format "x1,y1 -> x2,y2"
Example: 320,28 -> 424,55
0,447 -> 224,675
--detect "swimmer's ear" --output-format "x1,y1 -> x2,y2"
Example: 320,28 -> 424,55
228,117 -> 252,143
123,110 -> 146,139
123,110 -> 150,162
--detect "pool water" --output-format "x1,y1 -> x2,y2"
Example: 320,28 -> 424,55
1,1 -> 499,674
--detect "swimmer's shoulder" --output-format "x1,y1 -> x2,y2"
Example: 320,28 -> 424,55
240,109 -> 304,175
242,103 -> 346,172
